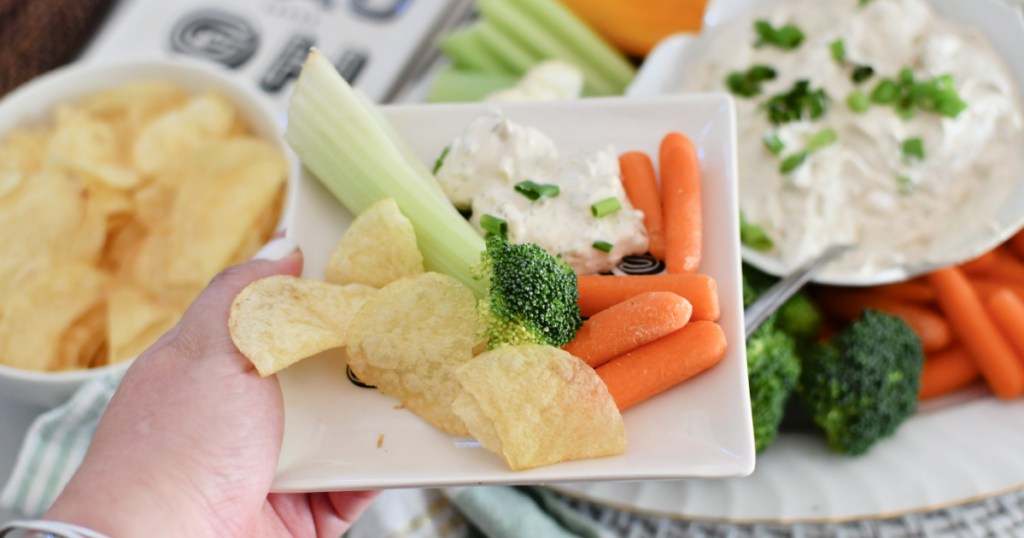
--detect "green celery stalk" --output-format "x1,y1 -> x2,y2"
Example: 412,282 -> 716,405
427,66 -> 519,103
476,0 -> 616,95
511,0 -> 635,91
352,89 -> 450,205
439,26 -> 511,74
285,50 -> 486,296
477,20 -> 539,76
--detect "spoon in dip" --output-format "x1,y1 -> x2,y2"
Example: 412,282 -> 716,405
744,243 -> 855,338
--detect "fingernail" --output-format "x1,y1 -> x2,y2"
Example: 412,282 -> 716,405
253,236 -> 298,261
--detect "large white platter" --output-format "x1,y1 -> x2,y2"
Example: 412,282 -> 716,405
272,95 -> 755,491
553,0 -> 1024,523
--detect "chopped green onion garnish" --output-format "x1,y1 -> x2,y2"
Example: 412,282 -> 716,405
740,211 -> 774,252
806,128 -> 838,151
847,91 -> 871,113
829,38 -> 846,63
896,175 -> 915,194
754,20 -> 805,50
763,133 -> 786,155
592,240 -> 613,253
851,65 -> 875,84
590,197 -> 622,217
898,68 -> 915,86
432,145 -> 450,175
763,80 -> 829,125
870,79 -> 900,104
901,137 -> 925,162
514,180 -> 560,201
480,214 -> 508,237
780,151 -> 808,174
725,64 -> 777,97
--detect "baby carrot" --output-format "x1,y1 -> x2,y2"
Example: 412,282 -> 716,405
871,279 -> 935,304
577,273 -> 719,320
619,151 -> 665,260
968,248 -> 1024,282
926,267 -> 1024,400
659,132 -> 702,274
1009,229 -> 1024,260
959,250 -> 998,275
919,347 -> 981,401
970,278 -> 1024,303
596,320 -> 727,411
814,289 -> 953,353
986,288 -> 1024,360
564,291 -> 692,368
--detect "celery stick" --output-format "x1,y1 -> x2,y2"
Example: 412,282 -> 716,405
352,88 -> 449,205
477,0 -> 617,95
285,50 -> 486,296
512,0 -> 635,91
427,66 -> 519,103
477,20 -> 539,76
439,26 -> 511,74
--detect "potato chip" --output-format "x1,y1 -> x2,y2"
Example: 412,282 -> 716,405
0,129 -> 48,177
0,263 -> 106,371
107,285 -> 179,364
80,81 -> 187,122
58,306 -> 108,370
229,275 -> 376,377
452,344 -> 627,471
346,272 -> 486,435
325,197 -> 424,287
43,106 -> 144,189
0,168 -> 86,306
132,92 -> 235,175
164,137 -> 287,289
0,82 -> 287,375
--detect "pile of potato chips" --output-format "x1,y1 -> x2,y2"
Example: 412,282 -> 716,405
0,81 -> 287,372
229,198 -> 626,470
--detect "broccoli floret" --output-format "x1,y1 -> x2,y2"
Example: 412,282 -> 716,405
797,310 -> 924,455
742,263 -> 823,338
746,318 -> 801,452
776,292 -> 823,339
475,235 -> 583,349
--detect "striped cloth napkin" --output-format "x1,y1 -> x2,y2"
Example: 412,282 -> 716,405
0,372 -> 610,538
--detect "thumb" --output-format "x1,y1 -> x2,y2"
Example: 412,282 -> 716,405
174,236 -> 303,358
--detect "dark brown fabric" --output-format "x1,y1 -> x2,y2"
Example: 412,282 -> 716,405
0,0 -> 117,96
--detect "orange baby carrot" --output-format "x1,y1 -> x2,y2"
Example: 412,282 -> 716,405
577,273 -> 719,320
968,248 -> 1024,282
659,132 -> 702,274
871,279 -> 936,304
918,346 -> 981,401
619,151 -> 665,260
596,320 -> 727,411
986,288 -> 1024,360
564,291 -> 692,368
926,267 -> 1024,400
958,250 -> 998,275
1009,229 -> 1024,260
970,278 -> 1024,303
814,289 -> 953,353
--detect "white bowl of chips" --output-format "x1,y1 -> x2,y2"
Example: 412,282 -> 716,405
0,58 -> 298,408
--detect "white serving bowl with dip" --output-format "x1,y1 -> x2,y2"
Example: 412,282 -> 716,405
630,0 -> 1024,286
0,58 -> 299,408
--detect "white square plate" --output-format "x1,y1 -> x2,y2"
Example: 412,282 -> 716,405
272,95 -> 754,491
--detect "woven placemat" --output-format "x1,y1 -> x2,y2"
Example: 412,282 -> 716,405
553,488 -> 1024,537
0,0 -> 116,96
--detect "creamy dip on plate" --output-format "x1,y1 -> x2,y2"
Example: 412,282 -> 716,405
435,111 -> 648,275
682,0 -> 1024,276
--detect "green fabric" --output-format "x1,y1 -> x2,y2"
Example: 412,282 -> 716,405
451,486 -> 603,538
